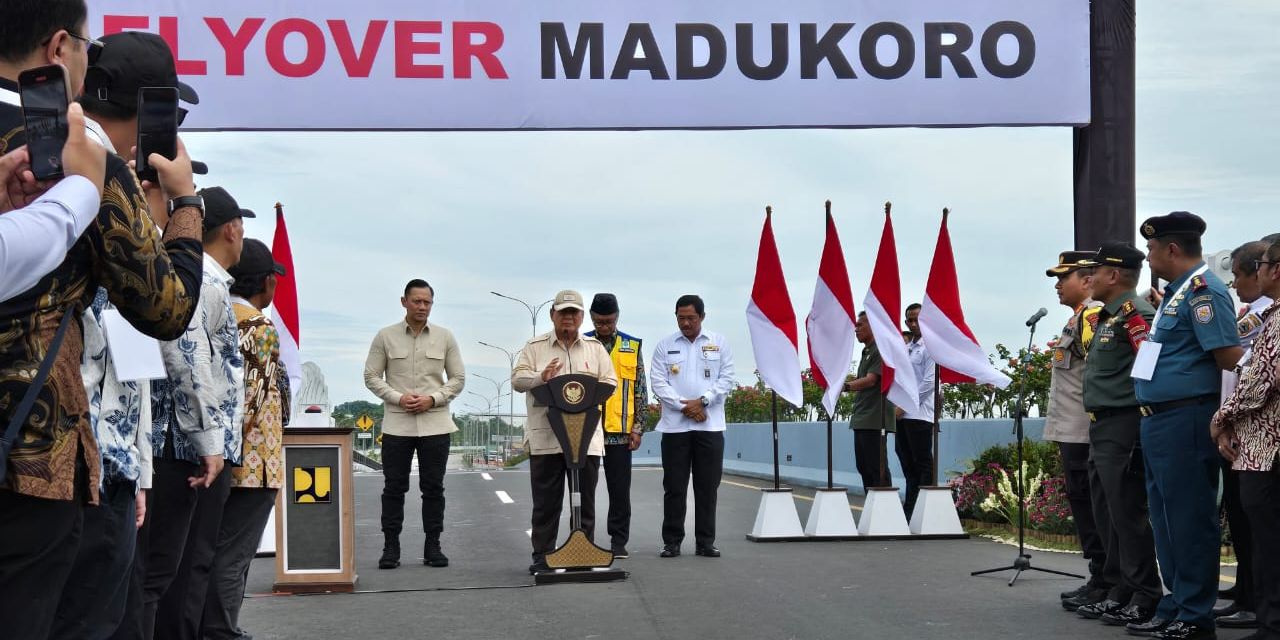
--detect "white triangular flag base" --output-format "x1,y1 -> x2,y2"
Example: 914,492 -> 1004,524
804,488 -> 860,538
746,489 -> 806,541
857,487 -> 911,536
909,486 -> 965,535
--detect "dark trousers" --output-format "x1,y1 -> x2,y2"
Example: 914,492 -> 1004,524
894,419 -> 935,515
52,479 -> 138,639
1240,464 -> 1280,640
1059,441 -> 1109,585
202,488 -> 278,640
381,433 -> 450,544
1223,459 -> 1255,609
661,430 -> 724,548
603,443 -> 633,548
0,458 -> 85,640
853,429 -> 886,492
109,487 -> 151,640
1142,402 -> 1221,628
153,462 -> 232,640
141,458 -> 200,640
1087,412 -> 1162,609
529,453 -> 600,559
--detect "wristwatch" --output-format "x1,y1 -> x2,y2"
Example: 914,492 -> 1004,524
167,194 -> 205,218
700,396 -> 709,407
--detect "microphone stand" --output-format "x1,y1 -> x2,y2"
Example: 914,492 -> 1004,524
970,310 -> 1082,586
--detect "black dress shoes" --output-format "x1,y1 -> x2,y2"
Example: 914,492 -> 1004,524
1213,602 -> 1242,618
1152,621 -> 1216,640
611,546 -> 630,559
659,545 -> 680,558
1063,587 -> 1109,611
1102,604 -> 1155,627
695,545 -> 721,558
378,543 -> 401,570
1126,617 -> 1172,637
424,544 -> 449,567
1061,583 -> 1095,600
1216,611 -> 1258,629
1078,599 -> 1126,619
528,558 -> 549,575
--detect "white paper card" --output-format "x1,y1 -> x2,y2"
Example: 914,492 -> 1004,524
100,309 -> 166,382
1131,341 -> 1162,381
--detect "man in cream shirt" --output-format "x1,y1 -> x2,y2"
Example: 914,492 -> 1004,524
364,279 -> 466,570
512,290 -> 617,574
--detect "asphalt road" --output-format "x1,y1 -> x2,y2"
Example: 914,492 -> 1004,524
238,468 -> 1248,640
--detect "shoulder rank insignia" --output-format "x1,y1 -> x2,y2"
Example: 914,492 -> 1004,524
1125,313 -> 1150,350
1121,300 -> 1137,317
1191,275 -> 1208,291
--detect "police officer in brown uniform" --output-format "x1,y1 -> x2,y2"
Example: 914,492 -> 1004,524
1045,251 -> 1111,609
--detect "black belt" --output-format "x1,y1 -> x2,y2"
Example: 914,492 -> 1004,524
1086,407 -> 1140,423
1138,394 -> 1218,417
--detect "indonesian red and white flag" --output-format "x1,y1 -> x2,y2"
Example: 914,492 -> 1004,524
746,208 -> 804,407
269,203 -> 303,407
920,210 -> 1011,388
806,204 -> 858,417
862,206 -> 919,414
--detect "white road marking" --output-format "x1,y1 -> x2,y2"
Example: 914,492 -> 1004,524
496,490 -> 514,504
481,472 -> 493,481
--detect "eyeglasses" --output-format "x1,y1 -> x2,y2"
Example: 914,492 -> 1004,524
66,33 -> 104,65
1256,260 -> 1277,271
43,30 -> 104,66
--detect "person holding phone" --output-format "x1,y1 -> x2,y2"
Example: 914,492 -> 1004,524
0,2 -> 205,639
0,103 -> 106,302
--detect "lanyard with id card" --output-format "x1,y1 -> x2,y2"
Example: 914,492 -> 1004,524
1131,265 -> 1208,381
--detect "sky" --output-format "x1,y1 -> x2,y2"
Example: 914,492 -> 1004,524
182,0 -> 1280,418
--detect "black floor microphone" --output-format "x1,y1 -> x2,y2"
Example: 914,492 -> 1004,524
1025,307 -> 1048,327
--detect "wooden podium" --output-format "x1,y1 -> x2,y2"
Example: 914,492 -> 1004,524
273,426 -> 358,594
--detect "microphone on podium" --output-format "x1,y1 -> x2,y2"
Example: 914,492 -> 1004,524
1025,308 -> 1048,328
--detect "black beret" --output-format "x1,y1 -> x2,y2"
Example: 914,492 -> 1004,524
1045,250 -> 1099,277
1094,241 -> 1145,270
1140,211 -> 1206,240
590,293 -> 619,315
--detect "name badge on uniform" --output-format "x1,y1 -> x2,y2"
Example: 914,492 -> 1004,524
704,367 -> 711,379
1131,341 -> 1162,381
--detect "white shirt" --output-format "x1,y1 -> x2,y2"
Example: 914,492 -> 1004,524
903,337 -> 937,422
0,175 -> 100,302
649,330 -> 735,433
0,86 -> 106,303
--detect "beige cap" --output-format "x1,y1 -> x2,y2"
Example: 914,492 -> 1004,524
552,289 -> 585,311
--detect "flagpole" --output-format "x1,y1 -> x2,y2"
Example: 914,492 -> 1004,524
932,363 -> 942,486
771,390 -> 780,490
826,415 -> 834,489
879,398 -> 888,487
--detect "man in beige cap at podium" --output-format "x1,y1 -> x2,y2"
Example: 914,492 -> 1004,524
512,290 -> 617,574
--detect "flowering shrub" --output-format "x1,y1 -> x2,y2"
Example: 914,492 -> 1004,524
980,461 -> 1044,528
950,444 -> 1075,535
1029,476 -> 1075,535
950,463 -> 1001,520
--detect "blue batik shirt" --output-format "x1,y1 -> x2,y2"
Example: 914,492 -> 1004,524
81,288 -> 151,488
151,253 -> 245,464
1135,263 -> 1240,404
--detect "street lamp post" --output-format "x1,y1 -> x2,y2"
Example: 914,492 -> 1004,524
491,291 -> 553,339
474,373 -> 510,459
479,341 -> 521,459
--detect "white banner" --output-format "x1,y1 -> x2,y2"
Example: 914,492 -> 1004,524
90,1 -> 1090,130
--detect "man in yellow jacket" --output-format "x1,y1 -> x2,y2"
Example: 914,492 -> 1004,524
585,294 -> 649,559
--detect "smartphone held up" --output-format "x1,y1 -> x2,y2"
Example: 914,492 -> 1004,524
135,87 -> 179,183
18,64 -> 71,181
